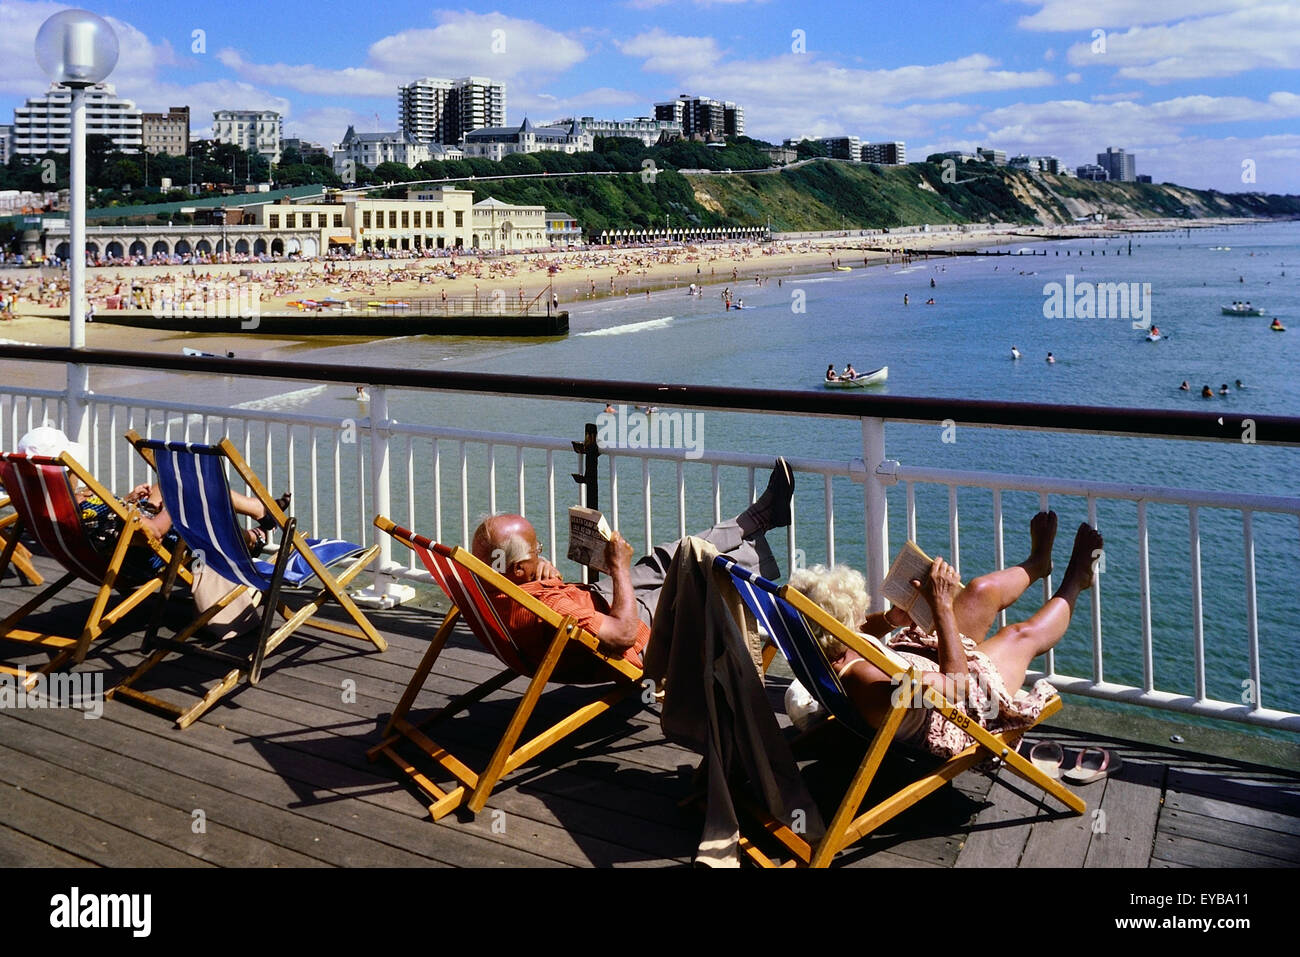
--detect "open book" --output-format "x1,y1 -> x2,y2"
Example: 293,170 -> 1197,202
881,540 -> 963,635
567,506 -> 613,574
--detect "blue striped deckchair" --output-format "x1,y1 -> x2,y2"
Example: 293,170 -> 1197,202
0,450 -> 186,688
108,432 -> 386,729
715,554 -> 1085,867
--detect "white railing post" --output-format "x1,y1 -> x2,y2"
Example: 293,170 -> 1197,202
861,416 -> 891,608
356,384 -> 413,608
65,362 -> 91,454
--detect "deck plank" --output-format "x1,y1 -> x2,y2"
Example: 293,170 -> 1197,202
1081,760 -> 1164,868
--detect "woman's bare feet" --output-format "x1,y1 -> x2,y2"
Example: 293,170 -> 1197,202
1021,510 -> 1058,581
1054,523 -> 1104,603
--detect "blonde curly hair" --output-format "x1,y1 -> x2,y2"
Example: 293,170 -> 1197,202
787,564 -> 871,659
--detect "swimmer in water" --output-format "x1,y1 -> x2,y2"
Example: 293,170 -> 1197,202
1201,385 -> 1214,398
1219,384 -> 1230,396
1046,352 -> 1056,364
1235,380 -> 1245,390
356,385 -> 369,401
1179,381 -> 1190,391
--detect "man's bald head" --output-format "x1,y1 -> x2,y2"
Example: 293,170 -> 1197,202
472,514 -> 539,579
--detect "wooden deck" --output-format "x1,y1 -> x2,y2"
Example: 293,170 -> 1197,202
1,552 -> 1297,869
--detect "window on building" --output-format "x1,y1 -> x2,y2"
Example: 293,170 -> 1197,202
437,211 -> 444,227
425,211 -> 433,228
388,211 -> 397,229
401,211 -> 409,228
455,211 -> 463,227
269,214 -> 279,228
363,210 -> 371,229
286,214 -> 296,228
334,214 -> 343,227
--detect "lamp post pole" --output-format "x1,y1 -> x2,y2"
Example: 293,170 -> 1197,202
36,10 -> 118,455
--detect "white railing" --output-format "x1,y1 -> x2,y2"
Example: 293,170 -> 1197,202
1,354 -> 1297,733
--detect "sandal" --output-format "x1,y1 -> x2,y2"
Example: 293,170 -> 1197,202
1062,747 -> 1122,784
1028,740 -> 1064,779
246,527 -> 268,558
257,492 -> 291,531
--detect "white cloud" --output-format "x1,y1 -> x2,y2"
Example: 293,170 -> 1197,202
1092,91 -> 1144,102
512,87 -> 647,122
141,80 -> 294,134
216,50 -> 396,97
366,11 -> 585,80
1065,72 -> 1082,82
0,0 -> 175,96
1064,4 -> 1300,81
1015,0 -> 1257,31
617,29 -> 723,74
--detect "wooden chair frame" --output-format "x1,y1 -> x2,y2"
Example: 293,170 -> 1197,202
368,515 -> 643,820
720,565 -> 1086,867
0,493 -> 43,586
0,450 -> 188,689
106,431 -> 385,729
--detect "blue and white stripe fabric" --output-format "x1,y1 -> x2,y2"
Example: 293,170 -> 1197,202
714,554 -> 877,739
143,440 -> 364,591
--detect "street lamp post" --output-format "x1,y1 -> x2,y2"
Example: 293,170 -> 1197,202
35,9 -> 118,450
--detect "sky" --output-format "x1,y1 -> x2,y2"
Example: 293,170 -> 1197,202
1,0 -> 1297,193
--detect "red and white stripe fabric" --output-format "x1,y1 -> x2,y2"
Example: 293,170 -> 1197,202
0,454 -> 107,585
395,524 -> 534,676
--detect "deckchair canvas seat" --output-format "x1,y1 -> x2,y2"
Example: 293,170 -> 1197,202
368,515 -> 642,820
715,554 -> 1086,867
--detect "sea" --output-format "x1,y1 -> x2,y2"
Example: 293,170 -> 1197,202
114,220 -> 1300,732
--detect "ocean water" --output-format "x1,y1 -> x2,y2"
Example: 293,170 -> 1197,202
165,221 -> 1300,729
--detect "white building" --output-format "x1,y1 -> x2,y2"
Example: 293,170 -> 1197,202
399,76 -> 506,145
332,126 -> 431,177
460,118 -> 593,161
0,125 -> 11,165
12,83 -> 142,156
471,196 -> 547,251
654,95 -> 744,138
553,116 -> 680,146
213,109 -> 283,164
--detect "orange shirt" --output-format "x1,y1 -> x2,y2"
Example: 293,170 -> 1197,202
490,579 -> 650,682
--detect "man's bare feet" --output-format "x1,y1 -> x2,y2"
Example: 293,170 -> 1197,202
1056,523 -> 1104,599
1021,510 -> 1058,581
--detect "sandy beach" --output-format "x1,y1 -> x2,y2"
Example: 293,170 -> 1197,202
0,217 -> 1254,354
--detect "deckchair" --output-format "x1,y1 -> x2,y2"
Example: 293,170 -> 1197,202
0,451 -> 186,688
368,515 -> 643,820
0,491 -> 43,586
107,433 -> 386,728
715,554 -> 1086,867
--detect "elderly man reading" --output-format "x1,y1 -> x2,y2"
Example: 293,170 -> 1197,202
470,458 -> 794,681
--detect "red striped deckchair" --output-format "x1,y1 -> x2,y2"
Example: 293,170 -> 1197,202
0,451 -> 187,688
368,514 -> 643,820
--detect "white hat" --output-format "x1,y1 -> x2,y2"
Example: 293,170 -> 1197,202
15,426 -> 85,463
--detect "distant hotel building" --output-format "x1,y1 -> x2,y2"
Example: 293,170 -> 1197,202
553,116 -> 680,146
12,83 -> 141,156
282,137 -> 330,162
0,125 -> 12,165
1009,154 -> 1063,175
654,95 -> 744,139
213,109 -> 283,164
1136,174 -> 1153,184
861,141 -> 906,165
815,136 -> 861,161
140,106 -> 189,157
253,187 -> 475,253
460,118 -> 593,161
1076,163 -> 1109,181
977,147 -> 1007,166
471,196 -> 547,251
1097,146 -> 1136,182
399,76 -> 506,145
332,126 -> 431,176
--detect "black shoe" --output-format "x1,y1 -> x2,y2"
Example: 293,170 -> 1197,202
743,457 -> 794,533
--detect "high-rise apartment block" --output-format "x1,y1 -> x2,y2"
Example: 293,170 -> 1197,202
1097,146 -> 1135,182
12,83 -> 142,155
654,95 -> 744,138
861,141 -> 906,165
399,77 -> 506,144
